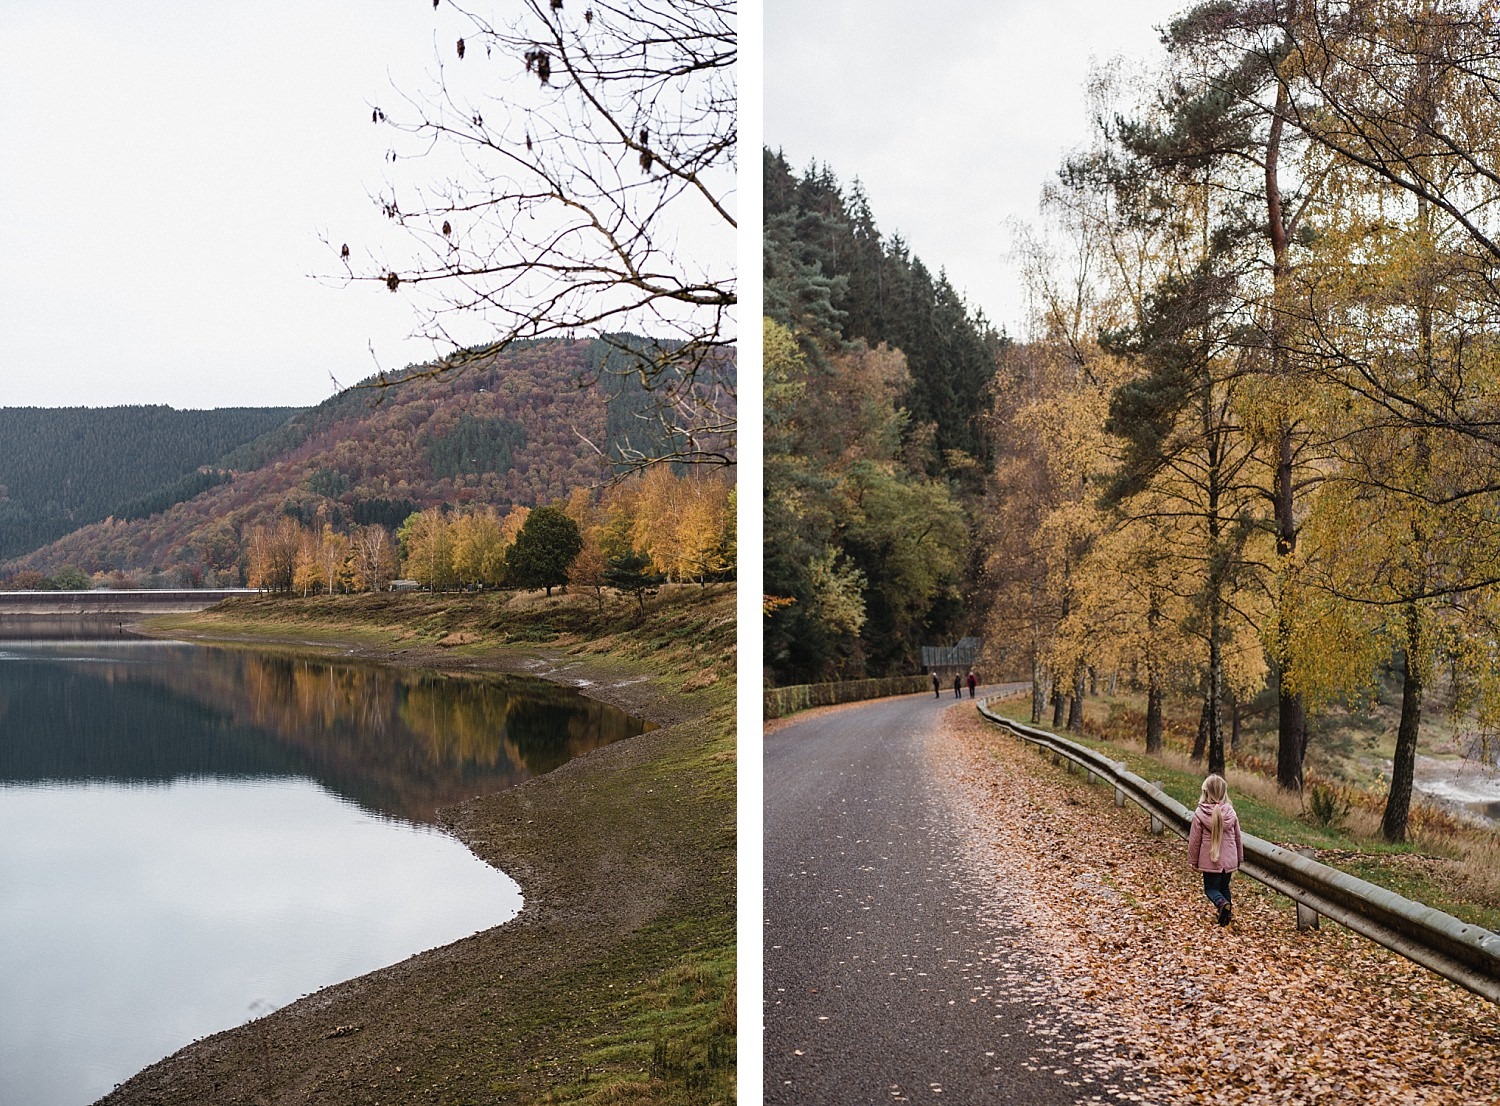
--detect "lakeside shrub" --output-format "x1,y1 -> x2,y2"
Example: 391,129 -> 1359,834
1307,783 -> 1353,829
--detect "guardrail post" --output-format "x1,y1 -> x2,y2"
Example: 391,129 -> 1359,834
1148,781 -> 1165,835
1294,848 -> 1321,931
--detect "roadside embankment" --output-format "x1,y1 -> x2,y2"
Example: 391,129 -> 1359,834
98,586 -> 735,1106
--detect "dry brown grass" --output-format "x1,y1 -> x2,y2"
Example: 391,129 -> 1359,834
1458,834 -> 1500,905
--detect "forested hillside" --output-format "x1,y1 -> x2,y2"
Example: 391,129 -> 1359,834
4,337 -> 734,585
0,406 -> 301,561
763,150 -> 1004,683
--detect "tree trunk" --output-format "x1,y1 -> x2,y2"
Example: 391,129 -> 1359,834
1229,691 -> 1242,753
1030,658 -> 1047,725
1051,686 -> 1065,728
1276,664 -> 1308,790
1192,692 -> 1210,762
1067,664 -> 1085,733
1191,620 -> 1228,773
1382,607 -> 1424,843
1274,495 -> 1309,790
1265,76 -> 1312,794
1145,677 -> 1163,755
1206,638 -> 1226,777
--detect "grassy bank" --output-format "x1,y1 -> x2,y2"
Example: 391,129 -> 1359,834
985,691 -> 1500,935
104,585 -> 736,1106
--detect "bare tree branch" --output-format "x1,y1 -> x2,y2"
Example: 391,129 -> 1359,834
329,0 -> 736,469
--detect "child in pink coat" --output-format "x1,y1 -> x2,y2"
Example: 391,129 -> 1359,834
1187,773 -> 1243,926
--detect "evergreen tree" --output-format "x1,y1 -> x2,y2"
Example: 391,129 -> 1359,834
762,149 -> 1007,471
505,506 -> 583,597
604,549 -> 666,614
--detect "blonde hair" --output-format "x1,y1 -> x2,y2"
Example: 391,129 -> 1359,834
1201,774 -> 1228,863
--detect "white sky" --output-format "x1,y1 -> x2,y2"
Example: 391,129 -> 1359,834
0,3 -> 1191,410
0,1 -> 497,410
765,0 -> 1190,338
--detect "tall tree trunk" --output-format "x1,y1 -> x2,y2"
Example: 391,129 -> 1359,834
1229,690 -> 1242,753
1274,447 -> 1309,790
1145,675 -> 1164,755
1192,691 -> 1210,762
1144,591 -> 1164,754
1265,76 -> 1311,792
1030,657 -> 1047,725
1202,416 -> 1227,777
1068,664 -> 1086,733
1382,604 -> 1424,843
1383,179 -> 1435,843
1052,686 -> 1065,728
1206,626 -> 1226,776
1275,615 -> 1308,790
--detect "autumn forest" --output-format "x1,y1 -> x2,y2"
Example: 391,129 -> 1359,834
766,0 -> 1500,844
1,338 -> 734,604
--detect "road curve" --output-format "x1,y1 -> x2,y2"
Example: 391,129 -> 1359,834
764,686 -> 1115,1105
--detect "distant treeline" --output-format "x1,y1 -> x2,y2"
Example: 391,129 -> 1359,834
115,468 -> 234,522
0,406 -> 301,561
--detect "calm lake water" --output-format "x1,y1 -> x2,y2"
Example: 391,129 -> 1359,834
0,639 -> 648,1106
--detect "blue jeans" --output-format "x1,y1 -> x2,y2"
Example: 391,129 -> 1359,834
1203,871 -> 1233,908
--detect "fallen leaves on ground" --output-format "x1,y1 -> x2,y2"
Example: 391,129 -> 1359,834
936,709 -> 1500,1105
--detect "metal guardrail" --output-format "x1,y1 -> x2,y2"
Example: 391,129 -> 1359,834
976,698 -> 1500,1005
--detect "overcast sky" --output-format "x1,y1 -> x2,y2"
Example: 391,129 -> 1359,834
1,3 -> 1192,411
765,0 -> 1190,339
0,1 -> 493,410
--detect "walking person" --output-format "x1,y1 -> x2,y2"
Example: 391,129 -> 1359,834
952,673 -> 962,699
966,670 -> 977,698
1187,773 -> 1243,925
931,670 -> 941,698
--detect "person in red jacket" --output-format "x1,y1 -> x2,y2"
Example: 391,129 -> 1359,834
1187,773 -> 1243,926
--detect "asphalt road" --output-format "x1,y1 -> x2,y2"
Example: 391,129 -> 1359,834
764,686 -> 1114,1105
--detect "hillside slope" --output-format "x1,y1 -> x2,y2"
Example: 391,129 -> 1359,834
6,337 -> 730,582
0,406 -> 302,561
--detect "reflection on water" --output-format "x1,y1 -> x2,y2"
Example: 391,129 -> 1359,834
0,640 -> 649,1106
0,639 -> 649,823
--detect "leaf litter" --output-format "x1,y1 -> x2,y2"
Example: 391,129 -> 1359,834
934,707 -> 1500,1105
